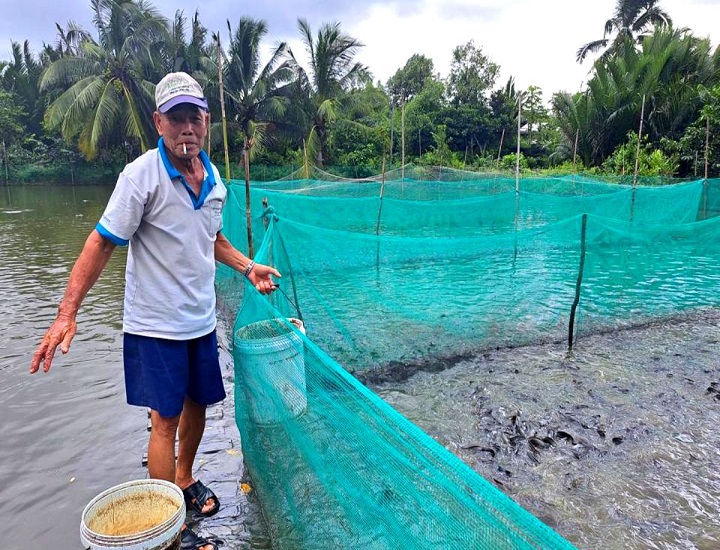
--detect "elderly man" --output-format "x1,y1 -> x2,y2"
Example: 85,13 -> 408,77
30,72 -> 278,550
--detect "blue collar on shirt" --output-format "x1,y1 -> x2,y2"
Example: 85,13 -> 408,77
158,137 -> 216,210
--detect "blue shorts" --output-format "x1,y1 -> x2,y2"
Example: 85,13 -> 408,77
123,330 -> 226,418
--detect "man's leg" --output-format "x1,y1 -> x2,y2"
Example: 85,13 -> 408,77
148,405 -> 215,550
147,410 -> 180,482
175,396 -> 216,514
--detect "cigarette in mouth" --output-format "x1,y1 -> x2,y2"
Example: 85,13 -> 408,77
183,143 -> 187,155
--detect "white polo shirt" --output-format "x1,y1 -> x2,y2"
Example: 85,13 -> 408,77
96,138 -> 226,339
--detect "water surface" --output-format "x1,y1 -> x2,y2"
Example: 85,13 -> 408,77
0,185 -> 146,549
374,312 -> 720,549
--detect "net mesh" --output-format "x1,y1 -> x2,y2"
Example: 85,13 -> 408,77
218,169 -> 720,549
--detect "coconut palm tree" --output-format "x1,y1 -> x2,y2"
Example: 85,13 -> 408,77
160,9 -> 211,75
40,0 -> 169,159
1,41 -> 44,135
212,16 -> 294,256
560,26 -> 719,167
288,18 -> 370,167
576,0 -> 672,63
54,22 -> 94,59
221,17 -> 293,161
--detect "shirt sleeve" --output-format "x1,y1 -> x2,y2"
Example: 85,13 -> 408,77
213,166 -> 226,233
96,171 -> 146,246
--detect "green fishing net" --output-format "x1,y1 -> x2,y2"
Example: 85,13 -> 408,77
217,170 -> 720,549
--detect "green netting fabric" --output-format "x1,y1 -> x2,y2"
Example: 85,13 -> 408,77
224,230 -> 576,550
218,174 -> 720,549
232,178 -> 702,237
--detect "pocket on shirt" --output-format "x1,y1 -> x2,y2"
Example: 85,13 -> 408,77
206,199 -> 223,237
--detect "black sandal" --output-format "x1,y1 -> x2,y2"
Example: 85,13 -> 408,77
180,525 -> 219,550
182,479 -> 220,517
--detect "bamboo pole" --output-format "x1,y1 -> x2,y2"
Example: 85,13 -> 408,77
568,214 -> 588,351
515,94 -> 522,194
206,112 -> 211,156
572,128 -> 579,170
630,94 -> 645,222
572,128 -> 579,190
705,115 -> 710,181
389,100 -> 395,164
302,139 -> 310,179
3,139 -> 9,205
401,97 -> 406,183
216,35 -> 231,183
633,94 -> 645,188
2,140 -> 8,185
496,128 -> 505,171
513,94 -> 522,268
244,139 -> 254,259
375,156 -> 386,236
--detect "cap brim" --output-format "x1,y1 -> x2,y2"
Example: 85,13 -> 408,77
158,95 -> 209,113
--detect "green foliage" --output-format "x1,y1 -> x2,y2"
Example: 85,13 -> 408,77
555,27 -> 719,169
386,54 -> 435,102
221,16 -> 293,156
40,0 -> 169,159
415,124 -> 458,167
0,89 -> 26,143
328,119 -> 384,169
402,80 -> 446,159
4,134 -> 121,183
446,40 -> 499,106
289,19 -> 370,166
577,0 -> 672,62
672,86 -> 720,177
500,152 -> 529,171
603,131 -> 679,176
1,1 -> 719,179
521,86 -> 548,144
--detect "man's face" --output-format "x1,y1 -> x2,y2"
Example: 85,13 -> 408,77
154,104 -> 208,160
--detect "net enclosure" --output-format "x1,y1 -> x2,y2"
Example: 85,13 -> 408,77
218,169 -> 720,549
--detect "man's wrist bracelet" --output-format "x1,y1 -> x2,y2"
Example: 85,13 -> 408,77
244,261 -> 255,278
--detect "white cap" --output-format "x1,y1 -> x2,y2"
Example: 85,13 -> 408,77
155,72 -> 208,113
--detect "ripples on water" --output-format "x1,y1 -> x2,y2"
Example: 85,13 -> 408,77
0,186 -> 146,550
374,311 -> 720,550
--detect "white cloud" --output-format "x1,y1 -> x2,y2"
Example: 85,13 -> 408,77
1,0 -> 715,102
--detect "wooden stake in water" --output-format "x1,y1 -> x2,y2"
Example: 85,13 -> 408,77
568,213 -> 588,351
375,157 -> 386,236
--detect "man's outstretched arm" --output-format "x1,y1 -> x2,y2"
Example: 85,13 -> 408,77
30,230 -> 116,374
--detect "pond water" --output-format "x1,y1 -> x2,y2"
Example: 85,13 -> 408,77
0,185 -> 147,549
2,184 -> 719,549
373,312 -> 720,549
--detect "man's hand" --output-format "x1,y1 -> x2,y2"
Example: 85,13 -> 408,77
248,263 -> 281,295
30,313 -> 78,374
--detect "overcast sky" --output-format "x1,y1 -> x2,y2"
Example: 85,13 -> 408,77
0,0 -> 716,99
